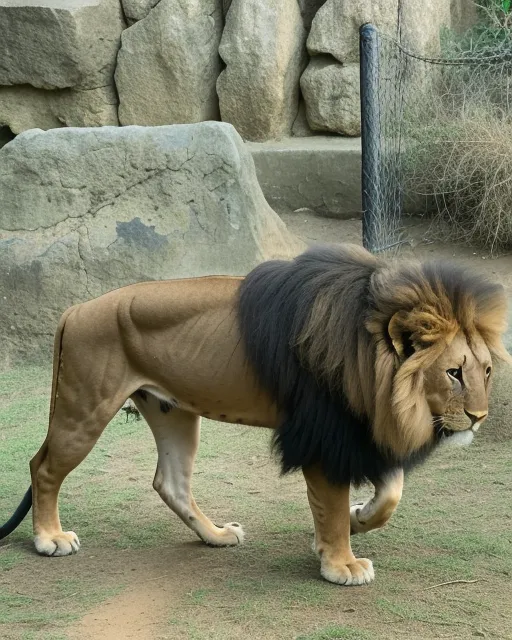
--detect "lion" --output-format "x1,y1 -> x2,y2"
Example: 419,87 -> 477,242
0,244 -> 509,586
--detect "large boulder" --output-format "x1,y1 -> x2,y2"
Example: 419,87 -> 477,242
116,0 -> 222,125
303,0 -> 457,135
222,0 -> 232,16
399,1 -> 452,56
0,0 -> 125,90
298,0 -> 328,30
0,122 -> 303,369
0,85 -> 119,134
307,0 -> 398,64
121,0 -> 159,23
307,0 -> 454,63
301,59 -> 360,135
217,0 -> 307,142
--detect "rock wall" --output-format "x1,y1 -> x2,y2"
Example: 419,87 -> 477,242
0,0 -> 477,142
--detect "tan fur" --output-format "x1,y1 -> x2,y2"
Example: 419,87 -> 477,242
298,249 -> 510,457
27,248 -> 509,584
303,465 -> 374,585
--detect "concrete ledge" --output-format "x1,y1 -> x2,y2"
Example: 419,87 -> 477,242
247,136 -> 361,219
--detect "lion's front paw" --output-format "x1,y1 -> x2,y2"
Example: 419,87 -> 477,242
222,522 -> 245,545
202,522 -> 245,547
320,557 -> 374,586
350,503 -> 369,534
34,531 -> 80,557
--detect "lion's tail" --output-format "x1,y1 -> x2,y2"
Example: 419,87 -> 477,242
0,305 -> 76,540
0,487 -> 32,539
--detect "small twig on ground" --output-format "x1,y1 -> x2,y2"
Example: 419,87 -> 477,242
143,574 -> 169,582
424,579 -> 484,590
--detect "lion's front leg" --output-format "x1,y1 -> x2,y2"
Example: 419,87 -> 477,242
350,468 -> 404,535
303,466 -> 374,586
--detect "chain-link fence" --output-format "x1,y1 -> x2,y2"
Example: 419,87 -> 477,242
360,21 -> 512,254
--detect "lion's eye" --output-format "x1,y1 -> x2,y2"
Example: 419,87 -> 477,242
485,366 -> 492,377
447,367 -> 463,382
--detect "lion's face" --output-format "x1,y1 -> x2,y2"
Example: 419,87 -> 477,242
423,332 -> 492,439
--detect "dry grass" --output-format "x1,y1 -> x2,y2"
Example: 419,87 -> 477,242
392,9 -> 512,254
405,114 -> 512,252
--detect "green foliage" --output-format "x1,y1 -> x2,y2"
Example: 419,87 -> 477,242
441,0 -> 512,55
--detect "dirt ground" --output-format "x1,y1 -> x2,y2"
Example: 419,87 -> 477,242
1,214 -> 511,640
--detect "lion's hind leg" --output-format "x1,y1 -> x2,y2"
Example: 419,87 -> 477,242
350,469 -> 404,535
30,384 -> 128,557
132,393 -> 244,547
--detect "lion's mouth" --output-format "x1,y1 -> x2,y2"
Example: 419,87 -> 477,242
433,416 -> 475,447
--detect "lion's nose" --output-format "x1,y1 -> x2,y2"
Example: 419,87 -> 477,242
464,409 -> 488,426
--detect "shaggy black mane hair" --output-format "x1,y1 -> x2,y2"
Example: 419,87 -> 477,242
237,244 -> 507,486
237,245 -> 404,486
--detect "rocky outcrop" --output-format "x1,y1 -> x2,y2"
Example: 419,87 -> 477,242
301,59 -> 360,136
302,0 -> 463,136
0,122 -> 303,368
307,0 -> 398,64
217,0 -> 307,141
0,0 -> 125,90
0,0 -> 476,140
0,85 -> 119,134
116,0 -> 223,125
222,0 -> 232,16
0,0 -> 123,133
399,0 -> 452,55
121,0 -> 159,23
298,0 -> 328,30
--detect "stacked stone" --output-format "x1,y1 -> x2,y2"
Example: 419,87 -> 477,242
0,0 -> 473,141
0,0 -> 125,133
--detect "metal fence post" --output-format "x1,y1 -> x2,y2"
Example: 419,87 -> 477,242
360,23 -> 381,253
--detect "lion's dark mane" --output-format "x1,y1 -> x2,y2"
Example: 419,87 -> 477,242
237,245 -> 438,486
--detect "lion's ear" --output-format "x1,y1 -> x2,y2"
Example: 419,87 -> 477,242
388,311 -> 415,359
389,308 -> 458,359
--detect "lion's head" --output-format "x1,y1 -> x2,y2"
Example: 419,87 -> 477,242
239,244 -> 510,483
367,258 -> 510,458
299,248 -> 511,459
424,332 -> 491,439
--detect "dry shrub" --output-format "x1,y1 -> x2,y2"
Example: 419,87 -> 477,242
399,3 -> 512,253
404,112 -> 512,252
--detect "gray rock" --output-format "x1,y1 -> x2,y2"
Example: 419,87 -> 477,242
307,0 -> 398,64
308,0 -> 456,63
298,0 -> 328,30
292,99 -> 316,137
303,0 -> 457,136
399,0 -> 451,55
0,0 -> 125,90
121,0 -> 160,23
301,58 -> 360,136
0,85 -> 119,134
217,0 -> 307,142
0,122 -> 303,368
116,0 -> 222,126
